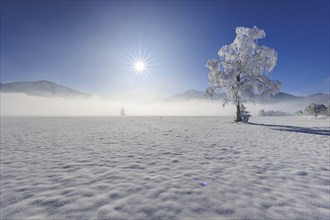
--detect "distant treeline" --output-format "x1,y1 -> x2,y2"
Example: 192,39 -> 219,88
259,109 -> 291,116
295,103 -> 330,117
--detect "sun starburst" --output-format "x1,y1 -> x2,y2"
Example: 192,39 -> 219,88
121,45 -> 154,78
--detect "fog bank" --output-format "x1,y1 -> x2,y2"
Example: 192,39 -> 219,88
1,93 -> 304,117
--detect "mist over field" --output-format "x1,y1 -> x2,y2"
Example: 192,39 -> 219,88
0,93 -> 306,117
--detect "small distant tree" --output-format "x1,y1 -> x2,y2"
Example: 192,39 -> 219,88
295,110 -> 304,116
259,109 -> 266,116
304,103 -> 328,117
120,107 -> 125,116
240,104 -> 251,122
206,26 -> 282,122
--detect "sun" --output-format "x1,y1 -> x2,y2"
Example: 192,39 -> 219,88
130,55 -> 150,77
131,58 -> 149,77
135,61 -> 145,72
121,45 -> 153,78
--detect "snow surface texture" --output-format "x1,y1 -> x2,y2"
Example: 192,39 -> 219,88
1,116 -> 329,219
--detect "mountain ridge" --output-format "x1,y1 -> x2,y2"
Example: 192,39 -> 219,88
0,80 -> 91,98
165,89 -> 329,104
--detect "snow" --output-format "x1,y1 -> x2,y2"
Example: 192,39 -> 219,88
1,116 -> 329,219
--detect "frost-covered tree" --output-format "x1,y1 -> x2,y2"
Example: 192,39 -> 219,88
304,103 -> 328,117
206,26 -> 282,122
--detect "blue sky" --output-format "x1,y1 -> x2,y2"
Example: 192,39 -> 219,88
1,0 -> 329,97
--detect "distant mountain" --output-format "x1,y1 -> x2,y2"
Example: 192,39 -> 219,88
252,92 -> 303,103
303,93 -> 330,104
164,89 -> 225,102
255,92 -> 329,104
0,80 -> 91,98
166,90 -> 329,104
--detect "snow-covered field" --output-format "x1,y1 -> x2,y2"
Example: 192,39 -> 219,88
1,116 -> 329,219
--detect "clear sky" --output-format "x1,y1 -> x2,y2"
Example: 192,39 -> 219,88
1,0 -> 329,97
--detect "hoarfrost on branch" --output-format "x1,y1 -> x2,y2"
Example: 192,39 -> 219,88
206,26 -> 282,122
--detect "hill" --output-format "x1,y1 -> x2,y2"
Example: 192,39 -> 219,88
0,80 -> 91,98
165,90 -> 329,104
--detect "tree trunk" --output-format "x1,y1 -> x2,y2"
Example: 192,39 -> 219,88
235,75 -> 241,122
235,102 -> 241,122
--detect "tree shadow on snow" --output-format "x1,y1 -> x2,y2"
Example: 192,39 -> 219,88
248,122 -> 330,136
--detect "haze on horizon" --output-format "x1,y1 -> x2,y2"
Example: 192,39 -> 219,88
0,89 -> 320,116
1,0 -> 329,98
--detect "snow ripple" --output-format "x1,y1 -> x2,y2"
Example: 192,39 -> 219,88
1,116 -> 329,219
